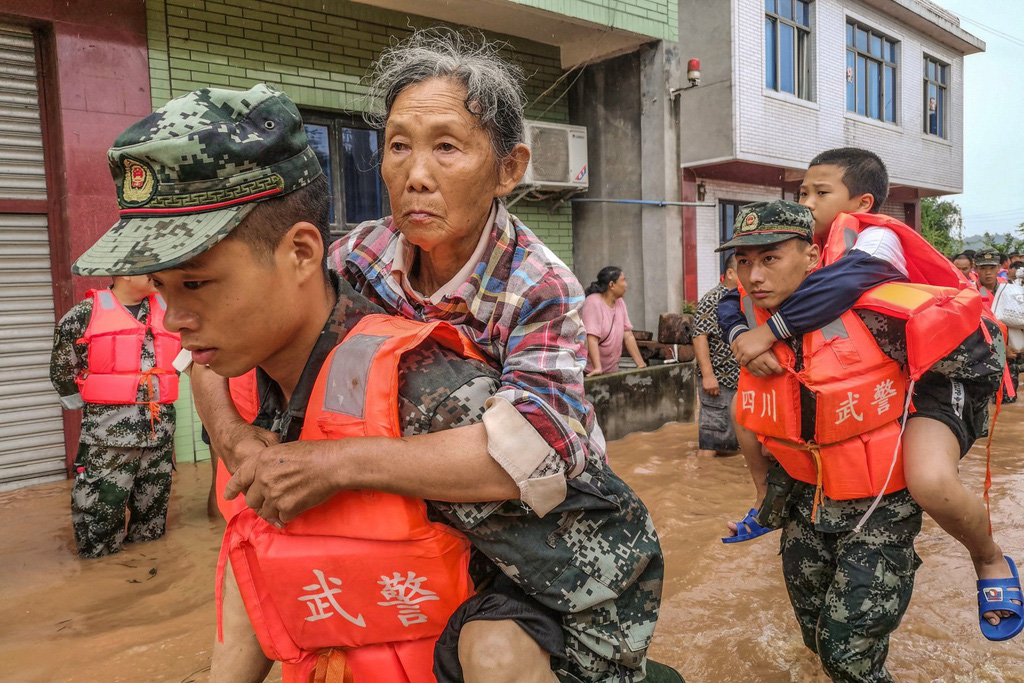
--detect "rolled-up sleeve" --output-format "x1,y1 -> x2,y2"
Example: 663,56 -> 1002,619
487,272 -> 590,515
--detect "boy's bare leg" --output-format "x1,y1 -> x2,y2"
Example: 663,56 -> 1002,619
726,393 -> 772,536
459,619 -> 557,683
903,417 -> 1019,625
212,559 -> 274,683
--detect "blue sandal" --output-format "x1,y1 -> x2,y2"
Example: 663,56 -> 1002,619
721,508 -> 778,544
978,555 -> 1024,642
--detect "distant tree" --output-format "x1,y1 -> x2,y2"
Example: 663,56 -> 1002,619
980,232 -> 1024,254
920,197 -> 964,256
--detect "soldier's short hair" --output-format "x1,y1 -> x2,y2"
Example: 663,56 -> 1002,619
808,147 -> 889,214
228,174 -> 331,278
724,252 -> 737,271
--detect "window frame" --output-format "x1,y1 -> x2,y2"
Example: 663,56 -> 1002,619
764,0 -> 814,101
845,19 -> 899,124
923,54 -> 949,139
719,200 -> 747,275
300,109 -> 388,236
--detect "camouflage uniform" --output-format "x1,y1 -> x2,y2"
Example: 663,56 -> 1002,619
69,84 -> 665,680
753,308 -> 1004,683
250,274 -> 664,682
50,294 -> 176,558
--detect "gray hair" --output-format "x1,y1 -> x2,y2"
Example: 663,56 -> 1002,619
365,29 -> 527,161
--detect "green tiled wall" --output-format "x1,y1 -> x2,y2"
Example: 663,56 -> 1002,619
173,372 -> 211,463
507,0 -> 677,41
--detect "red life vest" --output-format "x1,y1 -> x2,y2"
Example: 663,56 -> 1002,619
825,213 -> 1013,394
736,281 -> 977,503
217,315 -> 483,683
76,289 -> 180,405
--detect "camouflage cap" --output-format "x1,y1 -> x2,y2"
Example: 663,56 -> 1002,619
974,247 -> 1001,267
715,200 -> 813,253
72,84 -> 322,276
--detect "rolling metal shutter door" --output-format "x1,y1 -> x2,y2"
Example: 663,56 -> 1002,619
0,25 -> 65,490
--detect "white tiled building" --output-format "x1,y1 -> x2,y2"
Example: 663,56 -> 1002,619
677,0 -> 984,298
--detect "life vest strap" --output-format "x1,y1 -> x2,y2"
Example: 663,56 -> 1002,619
985,384 -> 1005,536
313,649 -> 354,683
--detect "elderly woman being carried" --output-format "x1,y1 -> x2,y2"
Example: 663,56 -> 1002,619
189,31 -> 675,683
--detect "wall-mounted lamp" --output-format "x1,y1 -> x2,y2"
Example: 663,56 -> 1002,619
697,182 -> 706,202
687,59 -> 701,88
671,58 -> 702,95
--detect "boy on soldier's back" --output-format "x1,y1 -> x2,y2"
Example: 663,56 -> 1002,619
719,148 -> 1022,641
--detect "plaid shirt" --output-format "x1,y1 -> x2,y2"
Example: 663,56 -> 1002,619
328,202 -> 600,481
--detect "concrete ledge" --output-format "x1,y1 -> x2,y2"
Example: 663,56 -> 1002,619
585,362 -> 696,442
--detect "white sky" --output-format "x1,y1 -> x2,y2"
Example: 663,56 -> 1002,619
936,0 -> 1024,237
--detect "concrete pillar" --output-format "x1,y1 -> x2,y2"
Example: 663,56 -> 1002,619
639,42 -> 683,328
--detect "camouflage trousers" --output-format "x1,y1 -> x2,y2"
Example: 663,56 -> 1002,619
779,489 -> 923,683
433,462 -> 664,682
71,442 -> 174,558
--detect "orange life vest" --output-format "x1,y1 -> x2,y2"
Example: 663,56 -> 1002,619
823,213 -> 1011,391
736,281 -> 977,502
217,315 -> 483,683
76,289 -> 180,406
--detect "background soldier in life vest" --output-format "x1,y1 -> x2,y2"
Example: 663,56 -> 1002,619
49,275 -> 181,558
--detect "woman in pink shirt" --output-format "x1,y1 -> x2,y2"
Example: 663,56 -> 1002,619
582,266 -> 647,375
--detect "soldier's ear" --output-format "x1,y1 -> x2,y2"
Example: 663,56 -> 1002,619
806,243 -> 821,272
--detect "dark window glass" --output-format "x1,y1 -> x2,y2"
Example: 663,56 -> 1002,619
766,1 -> 812,99
847,20 -> 898,123
869,34 -> 882,58
856,28 -> 868,51
796,1 -> 809,26
846,51 -> 856,111
302,112 -> 385,233
884,65 -> 896,122
341,127 -> 382,225
867,60 -> 880,119
304,123 -> 335,225
720,202 -> 745,274
923,55 -> 948,137
780,22 -> 795,94
856,56 -> 867,115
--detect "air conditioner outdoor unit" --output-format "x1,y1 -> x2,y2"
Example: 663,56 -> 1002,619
521,121 -> 588,191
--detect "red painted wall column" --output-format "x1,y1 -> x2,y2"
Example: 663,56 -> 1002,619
680,167 -> 699,302
2,0 -> 152,470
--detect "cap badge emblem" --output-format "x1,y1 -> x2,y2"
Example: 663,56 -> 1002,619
121,157 -> 156,206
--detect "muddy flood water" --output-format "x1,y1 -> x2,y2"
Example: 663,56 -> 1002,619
3,404 -> 1024,682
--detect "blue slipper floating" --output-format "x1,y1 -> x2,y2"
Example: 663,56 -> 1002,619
978,555 -> 1024,642
721,508 -> 778,544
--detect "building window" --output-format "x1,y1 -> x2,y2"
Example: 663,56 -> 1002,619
302,111 -> 386,235
845,20 -> 897,123
765,0 -> 812,99
924,56 -> 948,138
719,201 -> 746,274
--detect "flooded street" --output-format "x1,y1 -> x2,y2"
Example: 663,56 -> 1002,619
2,404 -> 1024,682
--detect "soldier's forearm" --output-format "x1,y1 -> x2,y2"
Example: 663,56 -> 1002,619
335,423 -> 520,503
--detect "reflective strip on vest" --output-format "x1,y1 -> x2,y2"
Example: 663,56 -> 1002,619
820,317 -> 849,340
322,334 -> 388,418
154,293 -> 167,311
97,289 -> 117,310
843,226 -> 858,256
742,294 -> 756,329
